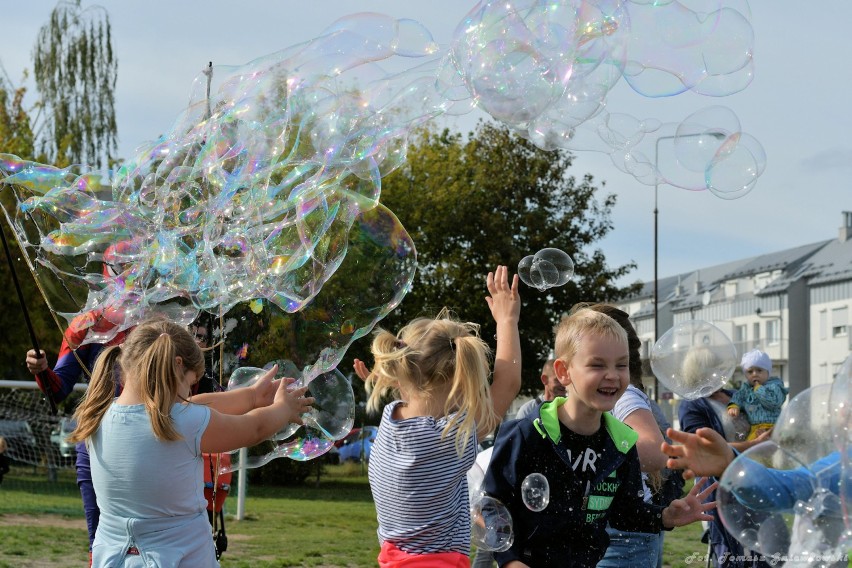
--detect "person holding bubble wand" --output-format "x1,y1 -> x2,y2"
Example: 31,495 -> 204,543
67,318 -> 313,567
352,265 -> 522,567
483,308 -> 718,568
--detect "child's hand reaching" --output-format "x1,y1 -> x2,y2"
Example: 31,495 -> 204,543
274,377 -> 314,425
662,427 -> 735,479
484,265 -> 522,431
250,365 -> 282,408
661,478 -> 717,528
353,359 -> 371,382
727,406 -> 740,418
486,265 -> 520,325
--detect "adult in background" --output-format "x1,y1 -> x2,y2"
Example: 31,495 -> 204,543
679,385 -> 773,568
514,359 -> 562,421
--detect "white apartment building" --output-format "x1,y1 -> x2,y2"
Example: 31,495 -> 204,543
615,211 -> 852,424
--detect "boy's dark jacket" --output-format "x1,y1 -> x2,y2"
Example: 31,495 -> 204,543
483,397 -> 666,568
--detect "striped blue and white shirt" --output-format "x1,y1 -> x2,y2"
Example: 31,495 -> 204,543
368,400 -> 477,555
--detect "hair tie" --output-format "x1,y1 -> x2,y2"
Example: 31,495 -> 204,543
159,333 -> 169,339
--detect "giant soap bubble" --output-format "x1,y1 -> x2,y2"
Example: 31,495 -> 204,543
650,320 -> 737,399
221,365 -> 355,471
717,379 -> 852,567
471,495 -> 514,553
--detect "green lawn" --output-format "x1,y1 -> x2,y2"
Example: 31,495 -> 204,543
0,464 -> 710,567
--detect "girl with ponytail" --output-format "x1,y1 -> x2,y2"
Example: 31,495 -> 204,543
354,265 -> 522,567
69,318 -> 313,567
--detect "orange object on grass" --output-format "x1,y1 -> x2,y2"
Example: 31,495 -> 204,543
203,453 -> 232,513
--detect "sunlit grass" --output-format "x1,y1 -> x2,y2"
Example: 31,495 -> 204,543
0,464 -> 711,567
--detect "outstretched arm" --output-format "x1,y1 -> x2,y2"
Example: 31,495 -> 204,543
484,265 -> 521,431
201,374 -> 314,453
190,366 -> 280,414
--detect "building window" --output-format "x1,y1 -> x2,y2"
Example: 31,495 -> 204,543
767,320 -> 780,345
734,325 -> 747,344
832,307 -> 848,338
820,310 -> 827,340
753,322 -> 760,344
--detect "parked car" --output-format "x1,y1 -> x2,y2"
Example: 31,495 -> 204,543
337,425 -> 378,463
0,419 -> 39,464
50,417 -> 77,459
334,427 -> 360,449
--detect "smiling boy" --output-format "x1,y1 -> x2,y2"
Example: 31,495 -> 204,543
482,309 -> 716,568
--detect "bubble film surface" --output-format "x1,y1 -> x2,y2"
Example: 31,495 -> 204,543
650,319 -> 737,399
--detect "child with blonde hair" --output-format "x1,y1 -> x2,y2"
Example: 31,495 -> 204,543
354,265 -> 522,567
69,318 -> 313,567
484,308 -> 717,568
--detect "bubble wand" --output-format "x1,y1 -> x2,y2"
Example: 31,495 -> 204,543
0,218 -> 58,415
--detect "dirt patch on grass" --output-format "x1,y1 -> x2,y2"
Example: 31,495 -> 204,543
0,513 -> 86,529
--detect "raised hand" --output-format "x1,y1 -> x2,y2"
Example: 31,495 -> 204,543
353,358 -> 371,382
486,265 -> 521,326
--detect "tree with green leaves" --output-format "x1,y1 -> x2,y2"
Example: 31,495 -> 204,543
360,122 -> 641,393
0,81 -> 62,380
33,0 -> 117,168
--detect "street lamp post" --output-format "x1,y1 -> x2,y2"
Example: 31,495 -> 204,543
652,132 -> 725,402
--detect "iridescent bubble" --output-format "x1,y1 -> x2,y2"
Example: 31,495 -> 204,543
521,473 -> 550,512
471,495 -> 514,553
650,320 -> 737,400
228,365 -> 354,440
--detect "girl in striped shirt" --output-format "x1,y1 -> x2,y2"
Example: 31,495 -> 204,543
354,265 -> 522,567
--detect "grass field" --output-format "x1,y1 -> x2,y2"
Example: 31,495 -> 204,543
0,464 -> 708,567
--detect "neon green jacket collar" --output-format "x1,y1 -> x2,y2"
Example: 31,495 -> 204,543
533,396 -> 637,454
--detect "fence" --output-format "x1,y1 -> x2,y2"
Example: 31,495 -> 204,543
0,380 -> 249,519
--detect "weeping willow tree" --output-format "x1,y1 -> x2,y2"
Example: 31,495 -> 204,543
33,0 -> 118,168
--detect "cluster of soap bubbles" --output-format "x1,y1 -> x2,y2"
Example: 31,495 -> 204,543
518,248 -> 575,291
220,363 -> 355,469
449,1 -> 765,196
0,2 -> 765,467
715,354 -> 852,567
650,319 -> 738,399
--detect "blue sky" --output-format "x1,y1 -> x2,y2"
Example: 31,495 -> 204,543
3,2 -> 851,288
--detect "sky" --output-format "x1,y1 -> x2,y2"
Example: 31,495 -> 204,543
2,2 -> 851,289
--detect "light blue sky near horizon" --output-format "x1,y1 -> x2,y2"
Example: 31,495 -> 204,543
3,2 -> 850,290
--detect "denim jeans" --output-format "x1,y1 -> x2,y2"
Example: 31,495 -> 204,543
597,525 -> 661,568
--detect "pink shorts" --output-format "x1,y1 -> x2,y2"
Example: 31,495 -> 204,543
378,541 -> 470,568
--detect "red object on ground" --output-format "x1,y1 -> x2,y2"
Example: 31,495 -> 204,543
203,453 -> 232,513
